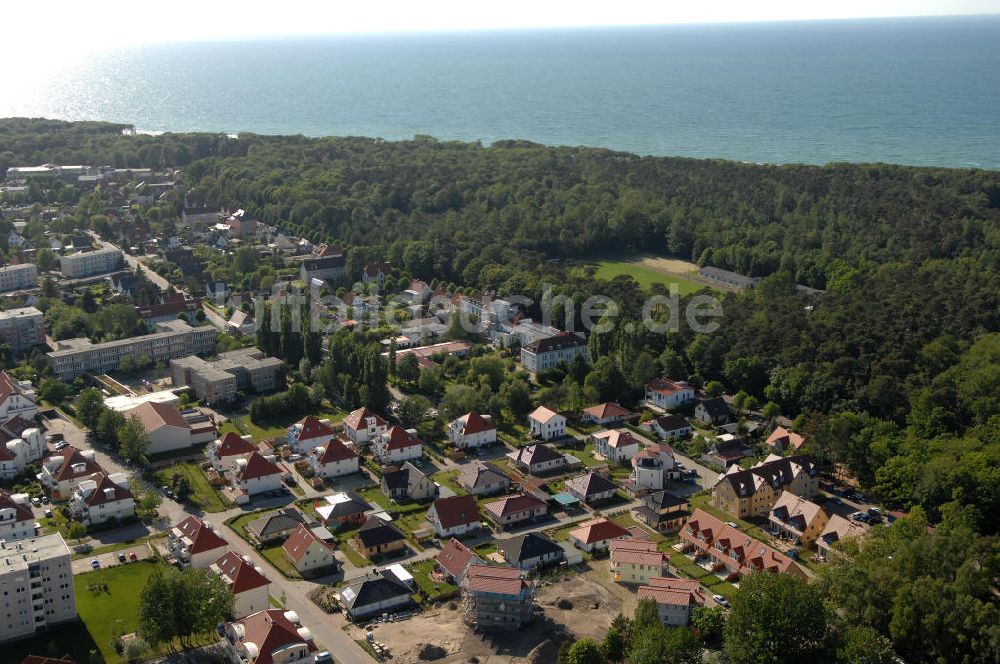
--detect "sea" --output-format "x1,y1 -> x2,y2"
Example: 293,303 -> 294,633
3,15 -> 1000,169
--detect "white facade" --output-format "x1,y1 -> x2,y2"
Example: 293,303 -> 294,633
0,493 -> 34,541
69,473 -> 135,526
528,408 -> 566,440
1,428 -> 45,480
0,263 -> 38,292
645,380 -> 695,409
0,307 -> 46,353
0,376 -> 38,423
447,413 -> 497,449
0,534 -> 76,644
59,247 -> 123,278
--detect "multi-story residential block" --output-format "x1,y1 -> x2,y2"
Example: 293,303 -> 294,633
0,307 -> 45,353
520,331 -> 588,373
527,406 -> 566,440
39,447 -> 103,500
0,534 -> 76,644
169,516 -> 229,569
59,247 -> 123,278
680,509 -> 805,581
448,412 -> 497,450
209,551 -> 271,618
170,347 -> 284,403
46,320 -> 217,380
644,378 -> 695,410
1,428 -> 45,481
342,407 -> 388,445
0,263 -> 38,292
461,564 -> 534,631
68,472 -> 134,526
299,245 -> 345,283
609,539 -> 670,585
768,491 -> 830,548
0,490 -> 35,541
223,609 -> 318,664
711,454 -> 819,519
636,577 -> 706,627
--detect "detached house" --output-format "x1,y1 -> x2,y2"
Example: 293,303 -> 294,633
246,508 -> 307,545
170,516 -> 229,568
765,426 -> 806,453
286,416 -> 336,453
316,492 -> 371,529
635,490 -> 690,533
373,426 -> 424,465
210,551 -> 271,618
0,490 -> 34,541
695,397 -> 732,426
498,532 -> 563,570
642,414 -> 692,440
817,514 -> 868,561
448,412 -> 497,450
39,447 -> 103,500
68,472 -> 134,526
507,444 -> 566,475
223,609 -> 318,664
337,569 -> 414,621
380,461 -> 436,502
564,471 -> 619,505
283,524 -> 339,577
609,539 -> 670,585
0,371 -> 38,423
712,454 -> 818,519
568,518 -> 630,552
483,492 -> 548,528
631,444 -> 679,492
457,461 -> 510,496
592,428 -> 641,463
206,432 -> 257,471
435,538 -> 481,583
527,406 -> 566,440
426,494 -> 481,538
636,577 -> 706,627
768,491 -> 829,547
343,407 -> 389,445
353,517 -> 407,559
310,438 -> 360,479
581,402 -> 636,426
644,378 -> 695,410
233,451 -> 283,499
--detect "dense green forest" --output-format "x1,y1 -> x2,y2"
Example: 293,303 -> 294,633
2,118 -> 998,530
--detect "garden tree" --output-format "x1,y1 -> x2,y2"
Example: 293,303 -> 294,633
399,395 -> 432,428
761,401 -> 782,420
67,521 -> 87,544
724,355 -> 769,397
397,352 -> 420,383
418,367 -> 444,396
442,384 -> 486,420
37,378 -> 69,404
629,351 -> 658,389
138,567 -> 233,647
629,623 -> 702,664
467,355 -> 505,392
732,390 -> 750,411
565,638 -> 605,664
835,626 -> 897,664
600,615 -> 630,662
234,246 -> 258,274
691,605 -> 726,644
116,414 -> 150,463
36,247 -> 56,271
631,598 -> 661,633
41,276 -> 59,298
657,346 -> 687,378
501,379 -> 533,421
96,408 -> 126,445
174,476 -> 192,502
723,572 -> 828,664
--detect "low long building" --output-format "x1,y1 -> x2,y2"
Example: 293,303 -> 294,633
47,319 -> 217,379
680,508 -> 805,581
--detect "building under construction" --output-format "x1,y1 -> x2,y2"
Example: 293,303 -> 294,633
461,564 -> 535,631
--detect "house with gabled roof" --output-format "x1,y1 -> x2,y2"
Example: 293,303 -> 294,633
210,551 -> 271,617
39,446 -> 103,500
246,508 -> 307,545
507,443 -> 567,475
457,461 -> 510,496
765,426 -> 806,453
817,514 -> 868,561
712,454 -> 818,518
564,471 -> 619,505
581,402 -> 636,426
637,577 -> 706,627
170,515 -> 229,568
206,431 -> 257,471
644,378 -> 695,410
497,532 -> 563,570
286,415 -> 336,453
609,539 -> 670,585
223,609 -> 318,664
681,508 -> 805,581
695,397 -> 732,426
373,426 -> 423,465
435,538 -> 481,583
352,517 -> 406,559
309,438 -> 359,479
315,492 -> 370,529
0,371 -> 37,423
233,451 -> 283,498
283,524 -> 339,577
337,568 -> 413,621
642,414 -> 692,440
426,494 -> 481,538
768,491 -> 829,547
482,492 -> 547,528
635,490 -> 690,533
68,472 -> 134,526
591,428 -> 641,463
568,518 -> 630,552
520,331 -> 588,374
380,461 -> 435,501
124,400 -> 197,455
527,406 -> 566,440
343,407 -> 389,445
0,489 -> 34,541
448,412 -> 497,449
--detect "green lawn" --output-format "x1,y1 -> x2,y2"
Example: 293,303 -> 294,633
260,544 -> 302,579
589,258 -> 705,294
432,469 -> 464,495
406,559 -> 458,602
5,620 -> 103,664
220,405 -> 346,442
155,463 -> 229,513
563,442 -> 606,468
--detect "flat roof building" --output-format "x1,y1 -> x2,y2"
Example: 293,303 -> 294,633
0,533 -> 76,644
0,307 -> 45,353
59,247 -> 124,279
170,347 -> 284,403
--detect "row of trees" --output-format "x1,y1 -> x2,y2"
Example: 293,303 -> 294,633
77,388 -> 150,463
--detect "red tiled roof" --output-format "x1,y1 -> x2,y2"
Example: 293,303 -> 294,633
382,426 -> 421,451
582,402 -> 634,420
80,473 -> 133,507
216,432 -> 257,457
344,407 -> 387,432
0,371 -> 22,404
175,516 -> 228,554
237,451 -> 281,481
212,551 -> 269,594
292,416 -> 334,442
0,489 -> 33,523
430,494 -> 481,529
315,439 -> 358,464
593,429 -> 639,449
568,518 -> 629,544
0,442 -> 14,461
1,414 -> 36,440
435,538 -> 475,578
455,412 -> 495,435
645,378 -> 689,396
282,524 -> 334,563
484,492 -> 546,519
51,447 -> 103,481
766,426 -> 806,450
234,609 -> 317,664
464,564 -> 526,595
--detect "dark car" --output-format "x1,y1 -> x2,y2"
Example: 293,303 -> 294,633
118,553 -> 127,563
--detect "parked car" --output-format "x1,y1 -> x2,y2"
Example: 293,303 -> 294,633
315,652 -> 333,664
712,594 -> 729,608
44,509 -> 53,519
41,496 -> 50,504
724,521 -> 739,529
53,441 -> 69,451
90,559 -> 100,569
850,512 -> 869,522
854,493 -> 868,503
118,553 -> 127,563
31,497 -> 41,507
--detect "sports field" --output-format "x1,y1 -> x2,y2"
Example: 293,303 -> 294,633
589,256 -> 708,294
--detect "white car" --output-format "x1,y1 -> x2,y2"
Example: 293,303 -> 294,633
712,594 -> 729,607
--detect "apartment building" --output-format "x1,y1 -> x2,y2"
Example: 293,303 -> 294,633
59,247 -> 123,278
680,508 -> 806,581
170,347 -> 285,403
0,307 -> 45,353
47,319 -> 218,380
712,454 -> 819,519
520,331 -> 588,373
0,490 -> 35,541
0,534 -> 76,644
0,263 -> 38,292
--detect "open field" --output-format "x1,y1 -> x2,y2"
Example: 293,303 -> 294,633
219,404 -> 345,442
587,256 -> 708,294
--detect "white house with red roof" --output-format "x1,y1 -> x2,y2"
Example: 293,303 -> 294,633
426,494 -> 481,538
591,428 -> 642,463
1,427 -> 45,480
233,451 -> 283,498
223,609 -> 319,664
581,402 -> 636,426
39,447 -> 104,500
568,518 -> 630,552
210,551 -> 271,617
309,438 -> 360,479
644,378 -> 695,410
636,577 -> 706,626
286,416 -> 336,453
483,492 -> 548,528
282,524 -> 338,577
68,472 -> 134,526
448,412 -> 497,450
206,432 -> 257,471
527,406 -> 566,440
342,407 -> 389,445
434,538 -> 481,583
0,489 -> 35,540
0,372 -> 37,423
373,426 -> 424,465
170,515 -> 229,568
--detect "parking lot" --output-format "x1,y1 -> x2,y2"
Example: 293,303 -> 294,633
70,544 -> 152,575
